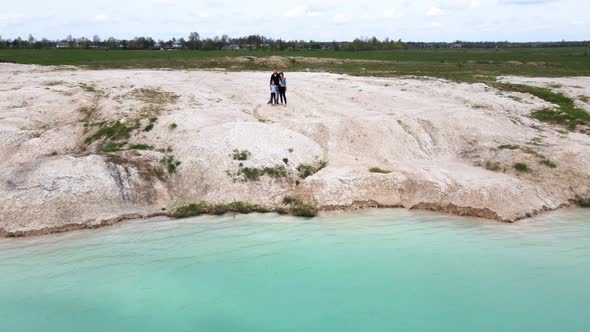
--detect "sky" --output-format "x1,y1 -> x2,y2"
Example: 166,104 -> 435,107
0,0 -> 588,42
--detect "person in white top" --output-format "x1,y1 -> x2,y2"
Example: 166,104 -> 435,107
278,72 -> 287,105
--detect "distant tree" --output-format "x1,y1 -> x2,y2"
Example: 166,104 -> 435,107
13,37 -> 24,49
105,37 -> 118,49
188,32 -> 201,50
79,37 -> 91,49
352,38 -> 363,51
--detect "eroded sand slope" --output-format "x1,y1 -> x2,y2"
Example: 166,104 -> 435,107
1,64 -> 589,235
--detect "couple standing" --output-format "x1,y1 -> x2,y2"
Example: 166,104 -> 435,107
268,69 -> 287,106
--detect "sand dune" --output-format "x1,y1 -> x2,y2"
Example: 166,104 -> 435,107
1,64 -> 589,236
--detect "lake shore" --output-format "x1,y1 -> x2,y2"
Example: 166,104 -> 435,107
1,64 -> 589,237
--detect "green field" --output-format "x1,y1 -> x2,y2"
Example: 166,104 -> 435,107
1,48 -> 589,82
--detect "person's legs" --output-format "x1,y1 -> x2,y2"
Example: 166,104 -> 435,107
271,92 -> 277,105
281,87 -> 287,104
283,90 -> 287,105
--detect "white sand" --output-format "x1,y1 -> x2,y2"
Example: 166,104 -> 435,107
1,64 -> 589,235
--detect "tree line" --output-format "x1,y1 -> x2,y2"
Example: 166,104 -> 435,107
0,33 -> 588,51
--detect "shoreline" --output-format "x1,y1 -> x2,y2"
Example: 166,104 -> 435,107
1,202 -> 585,238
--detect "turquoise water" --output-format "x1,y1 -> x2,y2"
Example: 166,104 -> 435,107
1,209 -> 589,332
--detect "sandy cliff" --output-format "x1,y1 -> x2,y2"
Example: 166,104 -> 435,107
1,64 -> 589,236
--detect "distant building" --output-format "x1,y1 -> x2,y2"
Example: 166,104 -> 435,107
221,44 -> 240,50
56,42 -> 69,48
450,43 -> 463,48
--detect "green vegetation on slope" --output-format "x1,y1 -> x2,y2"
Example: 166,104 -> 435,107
172,199 -> 318,218
85,120 -> 138,144
369,167 -> 392,174
493,83 -> 590,131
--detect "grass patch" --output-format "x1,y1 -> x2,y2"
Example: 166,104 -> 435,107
282,196 -> 318,217
142,117 -> 158,132
232,149 -> 251,161
79,83 -> 97,92
513,162 -> 531,173
237,167 -> 263,181
227,201 -> 257,214
580,95 -> 590,103
79,105 -> 99,118
548,83 -> 563,89
97,142 -> 125,153
263,165 -> 288,177
127,87 -> 179,104
79,105 -> 100,129
540,159 -> 557,168
172,201 -> 273,218
297,160 -> 328,179
520,146 -> 543,157
129,144 -> 154,150
282,196 -> 299,205
172,203 -> 208,218
162,156 -> 181,174
139,105 -> 164,117
369,167 -> 392,174
97,142 -> 154,153
532,108 -> 590,131
485,161 -> 502,172
169,123 -> 178,130
576,196 -> 590,208
238,164 -> 288,181
498,144 -> 520,150
494,83 -> 590,131
85,120 -> 138,144
43,80 -> 66,86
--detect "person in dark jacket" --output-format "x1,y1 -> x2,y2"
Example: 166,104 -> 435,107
268,69 -> 281,104
278,72 -> 287,105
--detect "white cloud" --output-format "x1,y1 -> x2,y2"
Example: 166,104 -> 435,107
0,14 -> 26,25
91,14 -> 109,23
426,7 -> 445,16
331,14 -> 352,23
284,6 -> 322,17
500,0 -> 559,4
384,8 -> 403,18
442,0 -> 481,9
